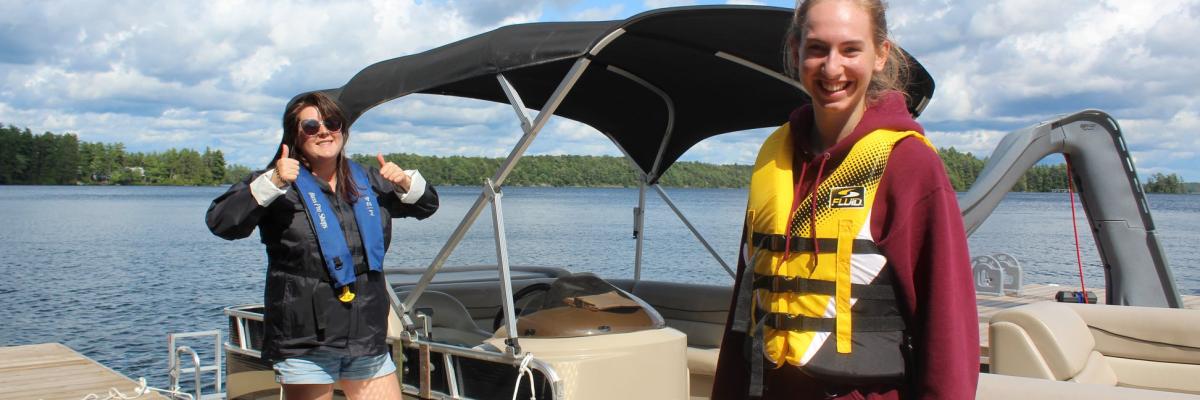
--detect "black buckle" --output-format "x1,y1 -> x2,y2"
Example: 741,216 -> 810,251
769,235 -> 786,251
767,313 -> 831,332
771,276 -> 791,292
770,313 -> 787,329
801,316 -> 821,331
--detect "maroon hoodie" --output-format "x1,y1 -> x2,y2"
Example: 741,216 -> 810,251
711,93 -> 979,400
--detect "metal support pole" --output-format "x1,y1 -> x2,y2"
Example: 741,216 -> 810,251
634,179 -> 647,282
653,184 -> 735,278
487,179 -> 521,352
401,58 -> 591,313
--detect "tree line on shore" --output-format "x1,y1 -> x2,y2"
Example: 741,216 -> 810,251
0,124 -> 1191,193
0,125 -> 245,186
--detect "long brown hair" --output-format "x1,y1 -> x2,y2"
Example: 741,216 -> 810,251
269,92 -> 360,203
784,0 -> 911,104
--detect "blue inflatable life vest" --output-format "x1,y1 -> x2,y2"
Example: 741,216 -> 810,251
293,161 -> 385,301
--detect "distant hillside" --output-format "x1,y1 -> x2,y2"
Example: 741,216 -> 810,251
2,122 -> 1193,192
356,153 -> 752,188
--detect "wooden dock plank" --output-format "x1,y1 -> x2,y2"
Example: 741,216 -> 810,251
0,343 -> 168,400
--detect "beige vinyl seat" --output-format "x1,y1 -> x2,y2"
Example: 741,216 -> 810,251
989,301 -> 1200,396
389,290 -> 493,347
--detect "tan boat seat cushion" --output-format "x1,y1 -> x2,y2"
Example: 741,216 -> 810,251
990,301 -> 1113,383
990,302 -> 1200,395
978,372 -> 1198,400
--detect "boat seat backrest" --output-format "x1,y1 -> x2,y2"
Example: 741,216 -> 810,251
990,302 -> 1200,395
1070,303 -> 1200,364
609,279 -> 732,348
990,301 -> 1106,382
392,290 -> 493,346
422,279 -> 562,329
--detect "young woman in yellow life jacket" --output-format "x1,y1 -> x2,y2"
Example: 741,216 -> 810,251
711,1 -> 978,399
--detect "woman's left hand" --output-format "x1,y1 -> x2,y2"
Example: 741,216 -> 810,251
377,153 -> 412,192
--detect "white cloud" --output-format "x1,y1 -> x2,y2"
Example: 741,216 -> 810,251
924,129 -> 1007,157
525,117 -> 619,156
444,0 -> 548,26
572,4 -> 626,21
643,0 -> 697,9
2,0 -> 1199,182
228,48 -> 291,91
889,0 -> 1200,181
678,128 -> 774,165
965,0 -> 1093,40
356,95 -> 515,132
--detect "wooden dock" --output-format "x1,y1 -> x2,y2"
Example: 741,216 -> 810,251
0,343 -> 168,400
977,283 -> 1200,362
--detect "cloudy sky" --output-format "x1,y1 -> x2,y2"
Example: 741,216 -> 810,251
2,0 -> 1198,181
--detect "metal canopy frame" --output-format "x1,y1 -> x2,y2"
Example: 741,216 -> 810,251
391,31 -> 771,343
395,57 -> 591,351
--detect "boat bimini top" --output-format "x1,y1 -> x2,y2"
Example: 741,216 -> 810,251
316,5 -> 933,180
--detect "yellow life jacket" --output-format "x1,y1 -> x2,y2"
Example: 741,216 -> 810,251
743,123 -> 933,382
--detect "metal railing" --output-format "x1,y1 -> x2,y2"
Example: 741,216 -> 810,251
167,330 -> 223,400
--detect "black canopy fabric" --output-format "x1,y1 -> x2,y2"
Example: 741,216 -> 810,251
314,5 -> 934,181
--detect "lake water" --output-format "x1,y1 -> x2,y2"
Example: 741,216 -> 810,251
0,185 -> 1197,390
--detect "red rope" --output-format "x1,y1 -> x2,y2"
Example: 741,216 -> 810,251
1066,159 -> 1089,303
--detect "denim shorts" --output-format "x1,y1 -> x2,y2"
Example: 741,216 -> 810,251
273,349 -> 397,384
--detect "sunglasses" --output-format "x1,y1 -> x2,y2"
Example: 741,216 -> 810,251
299,118 -> 343,136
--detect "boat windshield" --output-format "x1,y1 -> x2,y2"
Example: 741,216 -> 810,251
513,274 -> 665,338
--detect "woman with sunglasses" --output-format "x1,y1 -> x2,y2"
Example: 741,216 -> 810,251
207,92 -> 438,399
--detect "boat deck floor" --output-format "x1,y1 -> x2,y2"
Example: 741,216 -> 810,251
976,283 -> 1200,363
2,284 -> 1196,398
0,343 -> 168,400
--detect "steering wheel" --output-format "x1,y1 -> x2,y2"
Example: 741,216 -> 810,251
492,282 -> 552,331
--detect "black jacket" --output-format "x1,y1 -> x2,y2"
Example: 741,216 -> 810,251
206,166 -> 438,361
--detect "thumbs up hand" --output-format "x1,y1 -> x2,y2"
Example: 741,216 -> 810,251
272,144 -> 300,188
377,153 -> 412,192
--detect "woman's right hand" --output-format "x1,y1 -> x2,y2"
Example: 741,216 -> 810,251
273,144 -> 299,188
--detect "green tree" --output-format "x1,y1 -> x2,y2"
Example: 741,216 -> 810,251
57,133 -> 80,184
224,164 -> 252,184
202,147 -> 226,185
1144,173 -> 1187,194
0,125 -> 31,183
937,147 -> 986,191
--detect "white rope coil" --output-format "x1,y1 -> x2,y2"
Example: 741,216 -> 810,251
511,352 -> 537,400
78,377 -> 194,400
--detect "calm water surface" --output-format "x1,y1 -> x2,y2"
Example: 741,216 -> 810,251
0,185 -> 1196,389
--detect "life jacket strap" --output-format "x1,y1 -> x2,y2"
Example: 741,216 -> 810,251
761,312 -> 906,333
289,263 -> 371,283
752,275 -> 896,300
750,232 -> 881,255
